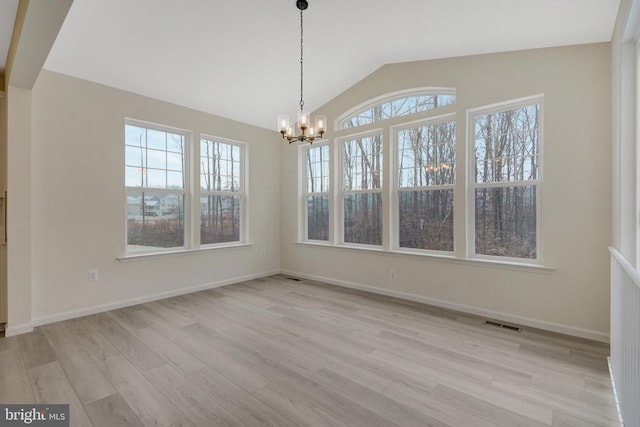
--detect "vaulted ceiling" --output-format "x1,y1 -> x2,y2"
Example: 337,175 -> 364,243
6,0 -> 621,129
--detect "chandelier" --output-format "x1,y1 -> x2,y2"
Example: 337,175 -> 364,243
277,0 -> 326,144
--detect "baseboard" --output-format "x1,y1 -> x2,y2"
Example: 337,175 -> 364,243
280,269 -> 610,343
5,322 -> 34,337
26,270 -> 280,330
607,357 -> 625,426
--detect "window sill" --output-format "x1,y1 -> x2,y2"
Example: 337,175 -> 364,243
294,241 -> 554,273
117,242 -> 254,263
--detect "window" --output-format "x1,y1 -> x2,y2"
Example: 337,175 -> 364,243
341,134 -> 383,245
125,123 -> 187,252
338,88 -> 455,130
469,99 -> 541,260
397,118 -> 456,252
124,120 -> 248,255
303,144 -> 329,241
200,137 -> 244,244
300,89 -> 543,266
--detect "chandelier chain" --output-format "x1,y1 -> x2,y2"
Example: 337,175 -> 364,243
299,8 -> 304,110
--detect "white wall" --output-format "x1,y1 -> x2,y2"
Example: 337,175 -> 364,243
0,91 -> 6,324
6,86 -> 32,331
28,70 -> 280,323
281,43 -> 612,341
612,0 -> 639,266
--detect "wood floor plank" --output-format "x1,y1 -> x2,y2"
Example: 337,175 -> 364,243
310,367 -> 448,427
384,381 -> 495,427
0,348 -> 36,403
142,300 -> 195,327
430,383 -> 551,427
251,358 -> 403,427
2,275 -> 616,427
0,335 -> 18,351
42,320 -> 80,348
104,360 -> 185,427
86,313 -> 165,372
17,326 -> 57,369
84,393 -> 144,427
188,366 -> 300,427
252,381 -> 350,427
145,364 -> 244,427
27,361 -> 93,426
52,343 -> 116,405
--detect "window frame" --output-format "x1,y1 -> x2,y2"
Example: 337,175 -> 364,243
391,113 -> 457,255
338,129 -> 385,248
335,87 -> 456,131
465,95 -> 544,264
299,141 -> 331,243
124,119 -> 191,255
199,135 -> 248,247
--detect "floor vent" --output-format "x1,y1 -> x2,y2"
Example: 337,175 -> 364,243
483,319 -> 522,332
287,277 -> 302,282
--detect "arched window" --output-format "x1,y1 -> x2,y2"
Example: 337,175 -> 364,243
336,88 -> 456,130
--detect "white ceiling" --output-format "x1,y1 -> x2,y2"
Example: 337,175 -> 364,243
0,0 -> 19,77
43,0 -> 620,130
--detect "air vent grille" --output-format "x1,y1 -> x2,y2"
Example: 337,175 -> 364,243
483,319 -> 522,332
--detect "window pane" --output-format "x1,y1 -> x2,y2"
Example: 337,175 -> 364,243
146,149 -> 166,170
398,121 -> 456,187
474,104 -> 539,183
167,171 -> 183,189
344,192 -> 382,245
305,145 -> 329,193
125,125 -> 145,147
200,138 -> 241,192
167,152 -> 183,171
200,195 -> 240,244
125,166 -> 144,187
146,169 -> 166,188
125,124 -> 186,191
399,189 -> 453,251
341,92 -> 457,129
343,135 -> 383,191
147,129 -> 166,150
127,190 -> 184,251
475,185 -> 536,259
307,195 -> 329,241
167,133 -> 184,153
125,145 -> 143,167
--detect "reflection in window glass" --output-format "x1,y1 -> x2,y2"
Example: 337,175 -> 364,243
304,145 -> 330,241
344,193 -> 382,245
126,190 -> 185,251
472,102 -> 540,259
200,138 -> 244,244
397,120 -> 456,252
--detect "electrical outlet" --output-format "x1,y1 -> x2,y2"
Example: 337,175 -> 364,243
390,270 -> 396,279
89,269 -> 99,281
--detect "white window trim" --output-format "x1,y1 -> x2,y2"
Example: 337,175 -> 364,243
124,119 -> 191,256
299,140 -> 331,243
297,90 -> 552,269
122,119 -> 251,259
198,135 -> 249,247
390,113 -> 457,255
335,87 -> 457,131
465,94 -> 544,265
337,129 -> 385,248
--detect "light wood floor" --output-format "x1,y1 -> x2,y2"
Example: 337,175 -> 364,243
0,275 -> 619,426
